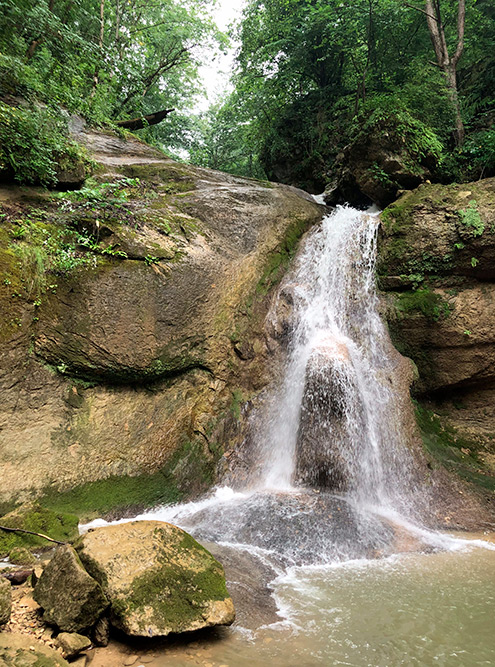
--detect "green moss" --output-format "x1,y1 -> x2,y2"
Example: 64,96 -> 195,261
8,546 -> 36,566
395,288 -> 451,321
415,403 -> 495,492
38,437 -> 217,522
256,214 -> 309,295
117,532 -> 229,633
0,503 -> 79,557
230,389 -> 246,420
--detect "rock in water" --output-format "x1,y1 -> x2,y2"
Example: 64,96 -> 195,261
33,545 -> 108,632
0,577 -> 11,625
295,336 -> 361,490
0,633 -> 69,666
75,521 -> 235,637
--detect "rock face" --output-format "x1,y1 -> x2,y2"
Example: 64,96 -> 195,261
0,126 -> 322,512
33,544 -> 109,632
0,577 -> 11,625
74,521 -> 235,637
378,178 -> 495,505
0,633 -> 69,666
324,118 -> 438,209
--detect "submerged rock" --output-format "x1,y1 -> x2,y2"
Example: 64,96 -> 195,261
0,577 -> 11,625
34,544 -> 108,633
74,521 -> 235,637
0,633 -> 69,666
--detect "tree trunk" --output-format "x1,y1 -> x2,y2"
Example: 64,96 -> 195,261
115,108 -> 175,131
422,0 -> 466,147
91,0 -> 105,97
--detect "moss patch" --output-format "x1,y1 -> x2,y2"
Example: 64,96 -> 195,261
38,437 -> 217,522
415,403 -> 495,492
394,288 -> 451,321
0,503 -> 79,557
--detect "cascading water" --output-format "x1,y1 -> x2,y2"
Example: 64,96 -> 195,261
96,205 -> 437,566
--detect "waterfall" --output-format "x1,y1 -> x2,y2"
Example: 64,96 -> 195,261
88,205 -> 457,565
260,205 -> 413,510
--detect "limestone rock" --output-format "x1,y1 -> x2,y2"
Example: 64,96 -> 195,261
0,633 -> 69,666
34,545 -> 108,632
295,337 -> 359,490
56,632 -> 91,659
0,577 -> 12,625
75,521 -> 235,637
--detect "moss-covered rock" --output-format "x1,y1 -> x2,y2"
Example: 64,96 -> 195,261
74,521 -> 235,637
0,503 -> 79,557
0,577 -> 11,625
0,633 -> 69,666
33,544 -> 109,633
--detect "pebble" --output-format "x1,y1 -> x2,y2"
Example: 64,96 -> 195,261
124,656 -> 139,666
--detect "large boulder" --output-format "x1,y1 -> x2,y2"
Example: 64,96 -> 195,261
74,521 -> 235,638
0,634 -> 69,666
33,545 -> 108,633
295,337 -> 359,490
0,577 -> 11,625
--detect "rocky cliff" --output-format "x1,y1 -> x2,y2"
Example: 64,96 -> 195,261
0,126 -> 322,516
378,178 -> 495,514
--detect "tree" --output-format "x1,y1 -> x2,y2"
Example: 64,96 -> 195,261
407,0 -> 466,146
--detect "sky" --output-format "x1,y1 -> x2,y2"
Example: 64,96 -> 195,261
196,0 -> 245,111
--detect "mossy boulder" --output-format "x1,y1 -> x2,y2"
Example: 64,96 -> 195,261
33,544 -> 109,633
0,577 -> 11,625
74,521 -> 235,637
56,632 -> 91,659
0,503 -> 79,557
0,633 -> 69,666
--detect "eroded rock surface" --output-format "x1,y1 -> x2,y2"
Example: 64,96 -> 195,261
0,127 -> 322,510
74,521 -> 235,637
0,633 -> 69,666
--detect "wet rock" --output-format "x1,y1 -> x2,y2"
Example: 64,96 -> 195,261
56,632 -> 92,659
2,569 -> 33,586
0,633 -> 69,666
74,521 -> 235,638
0,577 -> 11,625
295,337 -> 360,490
34,545 -> 108,633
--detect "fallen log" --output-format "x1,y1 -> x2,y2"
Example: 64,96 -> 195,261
115,108 -> 175,131
0,525 -> 65,546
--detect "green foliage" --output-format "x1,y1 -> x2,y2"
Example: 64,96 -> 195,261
395,289 -> 451,322
458,200 -> 485,236
0,102 -> 85,185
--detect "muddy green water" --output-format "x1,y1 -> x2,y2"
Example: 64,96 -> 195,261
94,540 -> 495,667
